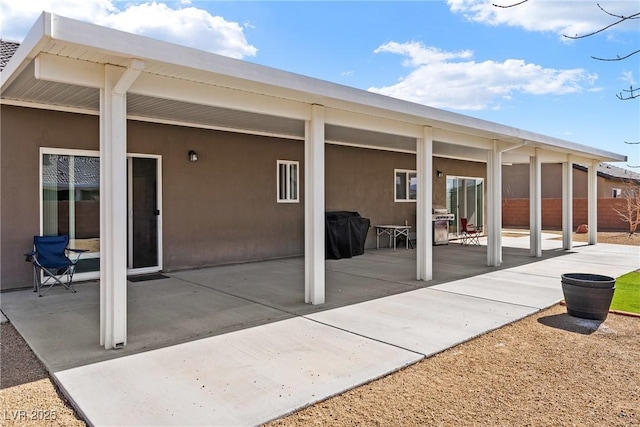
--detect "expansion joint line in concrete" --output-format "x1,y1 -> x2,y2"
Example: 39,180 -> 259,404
169,273 -> 428,358
301,316 -> 428,359
427,287 -> 544,310
165,275 -> 294,316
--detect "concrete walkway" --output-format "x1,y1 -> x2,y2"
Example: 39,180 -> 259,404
5,238 -> 639,426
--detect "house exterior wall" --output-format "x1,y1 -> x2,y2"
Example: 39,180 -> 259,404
0,105 -> 307,290
0,105 -> 486,290
128,121 -> 306,271
503,163 -> 621,198
502,163 -> 631,231
1,106 -> 99,290
432,157 -> 487,208
1,105 -> 490,290
326,145 -> 415,243
325,149 -> 487,244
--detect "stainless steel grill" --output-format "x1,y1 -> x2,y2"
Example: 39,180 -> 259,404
433,213 -> 455,221
432,208 -> 454,245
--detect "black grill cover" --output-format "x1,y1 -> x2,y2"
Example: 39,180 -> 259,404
325,211 -> 370,260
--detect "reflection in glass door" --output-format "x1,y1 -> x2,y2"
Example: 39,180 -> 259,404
42,150 -> 162,279
42,153 -> 101,275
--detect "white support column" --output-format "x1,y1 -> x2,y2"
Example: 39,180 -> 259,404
304,104 -> 325,304
100,61 -> 144,349
587,160 -> 598,245
562,157 -> 573,250
529,149 -> 542,257
486,141 -> 502,267
416,126 -> 433,281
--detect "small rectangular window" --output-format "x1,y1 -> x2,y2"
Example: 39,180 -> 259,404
612,188 -> 621,198
395,169 -> 417,202
277,160 -> 299,203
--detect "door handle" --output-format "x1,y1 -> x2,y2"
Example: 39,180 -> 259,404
154,210 -> 160,216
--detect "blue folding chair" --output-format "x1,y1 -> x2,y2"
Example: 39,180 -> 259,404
25,235 -> 87,297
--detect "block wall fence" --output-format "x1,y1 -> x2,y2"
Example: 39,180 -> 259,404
502,198 -> 630,232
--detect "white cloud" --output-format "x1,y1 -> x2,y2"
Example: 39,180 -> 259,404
369,41 -> 598,110
0,0 -> 257,59
373,42 -> 473,67
447,0 -> 638,39
619,70 -> 637,86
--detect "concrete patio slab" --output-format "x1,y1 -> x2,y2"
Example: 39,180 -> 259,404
55,317 -> 422,427
498,232 -> 566,250
508,244 -> 638,280
2,241 -> 637,426
431,270 -> 564,309
306,288 -> 537,357
2,277 -> 292,371
171,258 -> 423,315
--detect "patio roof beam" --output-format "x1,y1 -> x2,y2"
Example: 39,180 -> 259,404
34,53 -> 105,88
433,129 -> 493,150
432,142 -> 487,163
325,108 -> 422,138
130,73 -> 309,121
113,59 -> 145,94
500,143 -> 596,166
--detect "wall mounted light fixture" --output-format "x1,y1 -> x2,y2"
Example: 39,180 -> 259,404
188,150 -> 198,162
437,170 -> 443,178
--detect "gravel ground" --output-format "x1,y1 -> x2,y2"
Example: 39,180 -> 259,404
267,305 -> 640,427
1,233 -> 637,427
0,323 -> 85,427
547,230 -> 639,246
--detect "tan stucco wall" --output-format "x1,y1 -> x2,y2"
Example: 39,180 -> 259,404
0,106 -> 307,289
127,120 -> 306,271
1,105 -> 488,290
1,106 -> 99,290
432,156 -> 487,208
503,163 -> 620,199
326,145 -> 415,241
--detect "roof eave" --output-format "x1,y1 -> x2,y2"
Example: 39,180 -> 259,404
2,13 -> 628,164
0,12 -> 53,91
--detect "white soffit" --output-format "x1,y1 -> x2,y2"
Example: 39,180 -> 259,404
326,125 -> 416,152
2,61 -> 98,109
127,94 -> 305,137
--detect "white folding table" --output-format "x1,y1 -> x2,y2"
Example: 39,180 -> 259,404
375,225 -> 411,251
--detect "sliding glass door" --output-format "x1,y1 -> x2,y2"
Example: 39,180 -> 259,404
41,149 -> 162,278
446,176 -> 484,235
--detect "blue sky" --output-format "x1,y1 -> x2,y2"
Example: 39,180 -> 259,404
2,0 -> 638,169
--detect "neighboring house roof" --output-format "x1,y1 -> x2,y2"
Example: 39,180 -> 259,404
572,162 -> 640,183
597,163 -> 640,182
42,155 -> 100,189
0,40 -> 20,71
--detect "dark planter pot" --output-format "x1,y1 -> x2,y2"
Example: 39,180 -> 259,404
561,273 -> 616,321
